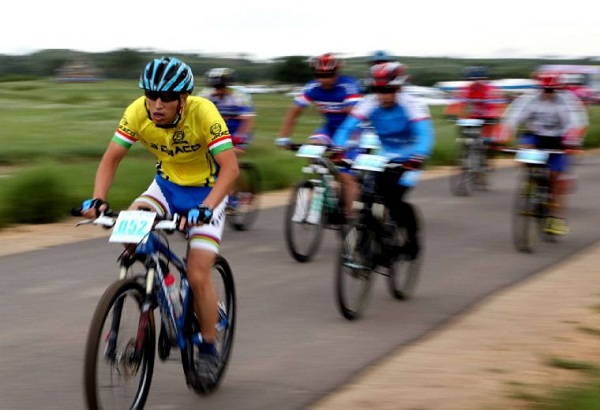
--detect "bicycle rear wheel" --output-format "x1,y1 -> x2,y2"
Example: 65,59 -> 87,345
227,161 -> 261,231
284,180 -> 325,262
183,256 -> 236,395
386,215 -> 422,300
449,139 -> 476,196
512,179 -> 542,253
336,221 -> 374,320
84,278 -> 155,410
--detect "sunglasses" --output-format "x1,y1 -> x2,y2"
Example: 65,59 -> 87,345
144,91 -> 181,102
372,87 -> 398,94
315,72 -> 336,78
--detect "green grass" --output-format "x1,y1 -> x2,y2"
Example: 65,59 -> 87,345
0,79 -> 598,220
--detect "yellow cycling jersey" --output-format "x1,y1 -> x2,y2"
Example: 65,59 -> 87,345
112,96 -> 233,186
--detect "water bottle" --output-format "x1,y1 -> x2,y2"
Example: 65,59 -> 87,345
323,174 -> 338,210
306,186 -> 325,224
164,272 -> 182,319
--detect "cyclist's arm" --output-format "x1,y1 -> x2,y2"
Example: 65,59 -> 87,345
202,149 -> 239,210
498,92 -> 535,144
332,114 -> 361,148
92,141 -> 128,201
236,113 -> 255,140
279,104 -> 304,138
562,91 -> 589,147
409,119 -> 435,158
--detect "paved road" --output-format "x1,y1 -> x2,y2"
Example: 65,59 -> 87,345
1,155 -> 600,410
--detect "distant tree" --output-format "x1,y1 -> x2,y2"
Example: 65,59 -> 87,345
274,56 -> 312,84
98,49 -> 149,79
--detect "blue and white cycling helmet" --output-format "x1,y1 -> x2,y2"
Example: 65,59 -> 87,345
369,50 -> 393,64
463,66 -> 488,80
139,57 -> 194,93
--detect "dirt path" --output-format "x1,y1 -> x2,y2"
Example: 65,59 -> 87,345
312,241 -> 600,409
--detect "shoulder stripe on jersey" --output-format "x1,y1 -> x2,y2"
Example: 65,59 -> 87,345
112,130 -> 137,148
208,136 -> 234,155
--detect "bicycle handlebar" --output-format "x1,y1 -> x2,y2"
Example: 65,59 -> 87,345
74,209 -> 182,232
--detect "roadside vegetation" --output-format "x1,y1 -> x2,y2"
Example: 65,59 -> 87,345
0,79 -> 598,227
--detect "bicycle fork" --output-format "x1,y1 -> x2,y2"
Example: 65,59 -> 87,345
132,267 -> 157,361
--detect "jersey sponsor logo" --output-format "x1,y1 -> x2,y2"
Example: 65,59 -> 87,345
118,123 -> 137,138
149,142 -> 202,157
314,101 -> 346,113
210,123 -> 229,140
149,130 -> 201,156
172,130 -> 189,144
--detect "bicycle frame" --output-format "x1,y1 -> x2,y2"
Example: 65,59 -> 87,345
349,154 -> 406,261
510,148 -> 564,251
296,144 -> 343,224
335,153 -> 421,319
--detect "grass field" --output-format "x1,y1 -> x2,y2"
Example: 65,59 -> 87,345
0,78 -> 598,218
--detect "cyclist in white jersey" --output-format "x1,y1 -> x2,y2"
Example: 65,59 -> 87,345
501,70 -> 588,235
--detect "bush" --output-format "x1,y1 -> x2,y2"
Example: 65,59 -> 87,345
1,165 -> 70,224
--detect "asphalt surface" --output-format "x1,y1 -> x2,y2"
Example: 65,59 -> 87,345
1,154 -> 599,409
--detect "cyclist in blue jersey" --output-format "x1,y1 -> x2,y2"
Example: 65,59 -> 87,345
276,53 -> 363,146
333,62 -> 435,260
200,67 -> 256,153
276,53 -> 363,218
200,67 -> 257,212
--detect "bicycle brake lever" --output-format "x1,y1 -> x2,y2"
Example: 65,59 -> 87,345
155,213 -> 180,232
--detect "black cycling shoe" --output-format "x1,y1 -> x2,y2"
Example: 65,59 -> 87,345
401,242 -> 420,261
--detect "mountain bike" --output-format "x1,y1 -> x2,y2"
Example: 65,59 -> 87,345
227,160 -> 261,231
283,144 -> 346,263
75,209 -> 236,409
449,118 -> 497,196
336,153 -> 423,320
508,148 -> 564,253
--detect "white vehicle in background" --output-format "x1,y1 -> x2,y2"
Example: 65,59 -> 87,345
230,85 -> 277,94
435,79 -> 538,99
403,85 -> 451,105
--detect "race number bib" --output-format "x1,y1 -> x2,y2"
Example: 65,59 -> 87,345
296,144 -> 327,158
109,210 -> 156,244
352,154 -> 389,172
514,149 -> 549,165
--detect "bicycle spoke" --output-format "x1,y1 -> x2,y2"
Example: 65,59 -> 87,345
85,280 -> 154,410
285,181 -> 325,262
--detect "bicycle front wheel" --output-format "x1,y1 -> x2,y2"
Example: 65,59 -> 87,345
228,161 -> 261,231
386,217 -> 423,300
84,278 -> 155,410
284,180 -> 325,262
512,179 -> 542,253
449,139 -> 476,196
183,255 -> 236,395
336,221 -> 374,320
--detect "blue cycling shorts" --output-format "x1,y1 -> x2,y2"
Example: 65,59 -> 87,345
518,134 -> 568,173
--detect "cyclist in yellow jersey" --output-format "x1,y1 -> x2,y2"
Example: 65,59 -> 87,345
80,57 -> 239,386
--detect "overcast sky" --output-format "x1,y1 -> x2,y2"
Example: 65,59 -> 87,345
3,0 -> 598,61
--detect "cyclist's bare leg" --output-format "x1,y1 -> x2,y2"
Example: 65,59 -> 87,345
338,172 -> 359,220
229,146 -> 246,200
549,171 -> 565,218
186,248 -> 218,342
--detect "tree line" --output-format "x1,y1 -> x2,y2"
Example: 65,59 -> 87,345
0,48 -> 598,87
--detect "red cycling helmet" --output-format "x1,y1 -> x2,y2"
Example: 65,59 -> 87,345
535,71 -> 564,89
311,53 -> 342,73
370,62 -> 409,87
